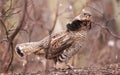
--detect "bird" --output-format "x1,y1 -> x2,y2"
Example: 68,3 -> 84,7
15,13 -> 92,69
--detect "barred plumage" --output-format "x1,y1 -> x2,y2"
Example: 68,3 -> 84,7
15,13 -> 92,68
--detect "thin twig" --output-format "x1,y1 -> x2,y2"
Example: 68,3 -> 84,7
2,0 -> 13,16
9,1 -> 27,41
0,39 -> 8,43
0,19 -> 9,40
5,0 -> 27,72
87,4 -> 120,39
45,0 -> 59,73
5,10 -> 21,18
87,4 -> 103,17
5,0 -> 12,14
92,22 -> 120,39
46,0 -> 59,58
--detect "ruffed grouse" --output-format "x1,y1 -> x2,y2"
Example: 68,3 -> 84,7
15,13 -> 92,68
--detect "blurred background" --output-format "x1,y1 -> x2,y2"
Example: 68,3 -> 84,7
0,0 -> 120,73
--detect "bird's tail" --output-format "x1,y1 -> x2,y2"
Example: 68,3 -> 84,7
15,42 -> 45,58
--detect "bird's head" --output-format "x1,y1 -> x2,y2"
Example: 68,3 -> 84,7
66,13 -> 92,32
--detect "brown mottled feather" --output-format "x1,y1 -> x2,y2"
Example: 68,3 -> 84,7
15,13 -> 91,64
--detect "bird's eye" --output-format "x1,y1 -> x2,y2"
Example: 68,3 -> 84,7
84,13 -> 90,15
84,13 -> 87,15
16,47 -> 24,57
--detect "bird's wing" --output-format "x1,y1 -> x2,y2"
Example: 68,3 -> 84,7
34,31 -> 74,59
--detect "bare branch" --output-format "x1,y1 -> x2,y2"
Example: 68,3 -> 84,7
5,0 -> 28,72
46,0 -> 59,58
92,22 -> 120,39
5,10 -> 21,18
45,0 -> 60,73
5,0 -> 12,14
9,1 -> 27,41
2,0 -> 13,16
0,19 -> 9,40
86,4 -> 120,39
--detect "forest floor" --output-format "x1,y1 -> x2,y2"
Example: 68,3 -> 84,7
1,63 -> 120,75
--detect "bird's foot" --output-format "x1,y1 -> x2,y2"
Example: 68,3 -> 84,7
52,66 -> 62,71
66,63 -> 74,70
